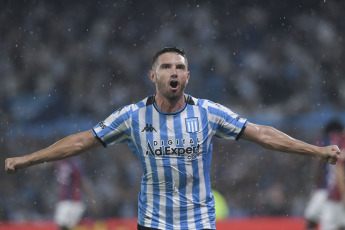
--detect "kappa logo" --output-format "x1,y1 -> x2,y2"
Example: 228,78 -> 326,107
98,121 -> 106,130
141,124 -> 157,132
117,106 -> 124,113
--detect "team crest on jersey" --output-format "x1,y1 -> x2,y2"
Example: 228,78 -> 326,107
185,117 -> 199,133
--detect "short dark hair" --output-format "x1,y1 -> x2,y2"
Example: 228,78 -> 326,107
152,46 -> 187,68
325,119 -> 343,134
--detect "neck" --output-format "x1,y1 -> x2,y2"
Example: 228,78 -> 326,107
155,93 -> 185,113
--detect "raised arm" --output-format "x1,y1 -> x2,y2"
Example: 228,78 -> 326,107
5,130 -> 100,174
241,122 -> 340,165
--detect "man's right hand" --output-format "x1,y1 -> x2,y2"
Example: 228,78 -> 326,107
5,157 -> 27,174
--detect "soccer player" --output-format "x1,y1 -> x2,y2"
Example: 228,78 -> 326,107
319,122 -> 345,230
304,120 -> 344,230
5,47 -> 341,230
54,157 -> 99,230
54,158 -> 86,230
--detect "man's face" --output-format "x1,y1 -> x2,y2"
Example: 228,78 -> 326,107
150,52 -> 190,101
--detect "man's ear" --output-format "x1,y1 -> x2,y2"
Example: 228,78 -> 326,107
186,71 -> 190,84
148,70 -> 156,83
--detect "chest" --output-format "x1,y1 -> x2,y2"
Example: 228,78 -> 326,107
132,107 -> 210,158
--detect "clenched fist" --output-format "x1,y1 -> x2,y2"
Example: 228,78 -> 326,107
5,157 -> 28,174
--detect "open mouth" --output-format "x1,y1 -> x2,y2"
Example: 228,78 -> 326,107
169,80 -> 178,90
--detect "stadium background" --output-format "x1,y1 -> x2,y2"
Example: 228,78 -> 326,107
1,0 -> 345,229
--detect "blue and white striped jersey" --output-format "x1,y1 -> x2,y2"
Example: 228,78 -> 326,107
91,95 -> 248,230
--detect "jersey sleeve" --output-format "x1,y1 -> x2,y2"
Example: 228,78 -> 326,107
208,101 -> 248,140
91,105 -> 132,147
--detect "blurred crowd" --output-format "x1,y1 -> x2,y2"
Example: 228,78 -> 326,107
1,0 -> 345,223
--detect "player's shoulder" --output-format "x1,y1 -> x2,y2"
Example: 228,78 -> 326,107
187,95 -> 224,110
130,94 -> 227,112
114,96 -> 153,115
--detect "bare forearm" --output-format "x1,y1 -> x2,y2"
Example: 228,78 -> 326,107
5,130 -> 99,173
256,126 -> 319,156
26,133 -> 88,166
242,123 -> 340,164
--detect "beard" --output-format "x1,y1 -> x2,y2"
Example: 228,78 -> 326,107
156,80 -> 187,101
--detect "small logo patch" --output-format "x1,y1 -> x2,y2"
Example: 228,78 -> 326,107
98,121 -> 106,129
141,124 -> 157,132
185,117 -> 199,133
